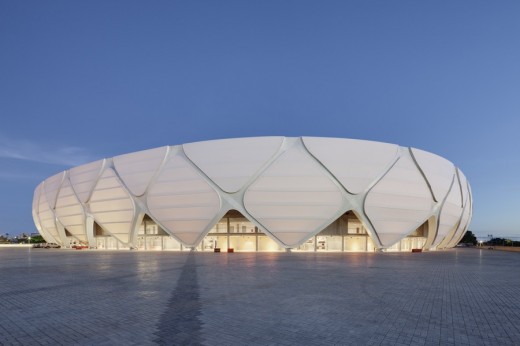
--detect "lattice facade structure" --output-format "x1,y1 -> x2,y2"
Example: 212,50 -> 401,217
32,137 -> 472,251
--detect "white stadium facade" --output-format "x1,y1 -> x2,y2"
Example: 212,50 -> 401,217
32,137 -> 472,252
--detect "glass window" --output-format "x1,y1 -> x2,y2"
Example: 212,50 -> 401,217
367,237 -> 376,252
401,236 -> 426,250
137,236 -> 145,250
146,236 -> 162,250
106,237 -> 118,249
316,236 -> 342,251
344,236 -> 367,252
347,220 -> 366,234
146,223 -> 157,235
258,235 -> 282,251
209,220 -> 228,233
229,235 -> 256,251
229,218 -> 256,233
316,236 -> 327,250
214,235 -> 228,249
297,238 -> 315,251
326,236 -> 342,251
386,241 -> 401,252
202,236 -> 217,251
163,237 -> 181,250
96,237 -> 106,249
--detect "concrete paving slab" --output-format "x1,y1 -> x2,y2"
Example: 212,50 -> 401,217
0,248 -> 519,345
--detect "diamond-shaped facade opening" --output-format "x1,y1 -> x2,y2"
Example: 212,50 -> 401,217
55,178 -> 88,243
445,202 -> 471,249
365,154 -> 435,248
303,137 -> 399,194
432,179 -> 463,248
37,187 -> 63,245
183,137 -> 284,193
32,183 -> 57,244
113,146 -> 169,196
32,183 -> 44,236
244,143 -> 343,247
457,168 -> 469,208
89,168 -> 135,245
410,147 -> 455,202
147,151 -> 221,247
69,159 -> 105,203
43,171 -> 66,210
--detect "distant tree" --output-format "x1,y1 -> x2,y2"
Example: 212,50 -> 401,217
459,230 -> 477,245
487,237 -> 517,246
30,235 -> 46,243
17,234 -> 45,244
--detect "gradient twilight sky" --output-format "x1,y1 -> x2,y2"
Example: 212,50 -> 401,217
1,1 -> 519,239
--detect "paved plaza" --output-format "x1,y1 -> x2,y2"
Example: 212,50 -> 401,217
0,248 -> 519,345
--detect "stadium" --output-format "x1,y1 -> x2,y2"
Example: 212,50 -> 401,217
32,137 -> 472,252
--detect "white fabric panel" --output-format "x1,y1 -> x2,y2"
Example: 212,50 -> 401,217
447,182 -> 473,247
69,159 -> 105,203
32,183 -> 42,231
432,181 -> 463,248
43,172 -> 65,209
365,155 -> 435,247
89,168 -> 135,244
467,182 -> 473,224
113,146 -> 168,196
302,137 -> 398,194
147,153 -> 221,246
411,148 -> 455,202
183,137 -> 284,193
32,183 -> 54,243
244,145 -> 343,247
55,178 -> 87,242
37,188 -> 62,245
446,202 -> 471,248
457,169 -> 469,208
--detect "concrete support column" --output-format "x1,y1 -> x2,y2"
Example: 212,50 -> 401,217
85,215 -> 96,248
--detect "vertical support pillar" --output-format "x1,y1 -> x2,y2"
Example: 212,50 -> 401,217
55,220 -> 69,248
129,211 -> 145,250
85,215 -> 96,248
227,217 -> 230,250
343,215 -> 347,252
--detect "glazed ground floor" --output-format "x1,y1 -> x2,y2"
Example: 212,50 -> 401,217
93,234 -> 426,252
87,210 -> 428,252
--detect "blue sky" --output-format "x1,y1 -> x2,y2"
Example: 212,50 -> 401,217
1,1 -> 519,239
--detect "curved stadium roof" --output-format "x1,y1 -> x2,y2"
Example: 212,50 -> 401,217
32,137 -> 472,251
